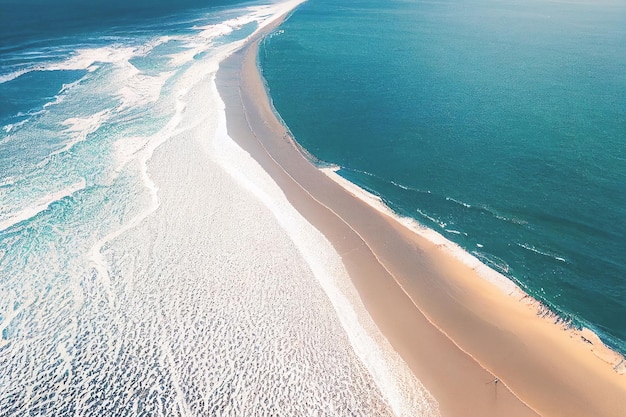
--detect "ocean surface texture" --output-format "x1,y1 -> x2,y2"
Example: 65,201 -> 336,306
0,0 -> 438,415
260,0 -> 626,353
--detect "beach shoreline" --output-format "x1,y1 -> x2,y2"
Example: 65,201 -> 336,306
215,4 -> 626,416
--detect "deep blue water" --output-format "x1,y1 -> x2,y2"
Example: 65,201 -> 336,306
260,0 -> 626,354
0,0 -> 243,50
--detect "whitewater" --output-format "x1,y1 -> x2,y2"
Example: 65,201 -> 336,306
0,1 -> 438,415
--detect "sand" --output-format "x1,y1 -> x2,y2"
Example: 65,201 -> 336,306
215,8 -> 626,417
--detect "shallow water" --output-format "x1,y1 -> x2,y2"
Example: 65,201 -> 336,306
0,1 -> 439,415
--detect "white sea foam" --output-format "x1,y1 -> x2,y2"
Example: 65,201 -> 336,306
0,68 -> 31,84
479,204 -> 528,226
116,70 -> 174,109
2,77 -> 90,136
51,109 -> 113,156
518,242 -> 567,263
391,180 -> 410,190
446,196 -> 472,208
169,0 -> 304,68
195,22 -> 237,40
416,208 -> 447,229
2,120 -> 27,134
53,46 -> 138,71
0,46 -> 133,84
0,179 -> 86,232
61,109 -> 110,136
168,9 -> 268,67
0,43 -> 160,88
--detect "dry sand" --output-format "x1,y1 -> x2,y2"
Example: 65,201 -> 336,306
216,11 -> 626,417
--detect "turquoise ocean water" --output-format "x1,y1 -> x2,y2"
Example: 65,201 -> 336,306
260,0 -> 626,354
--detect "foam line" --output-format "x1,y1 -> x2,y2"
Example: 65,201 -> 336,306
0,44 -> 147,85
518,242 -> 567,263
0,179 -> 87,232
47,109 -> 114,157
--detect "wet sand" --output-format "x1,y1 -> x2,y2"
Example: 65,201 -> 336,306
216,10 -> 626,417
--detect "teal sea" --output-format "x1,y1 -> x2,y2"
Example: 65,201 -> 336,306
260,0 -> 626,354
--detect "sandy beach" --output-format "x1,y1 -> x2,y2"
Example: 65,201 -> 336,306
215,7 -> 626,417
